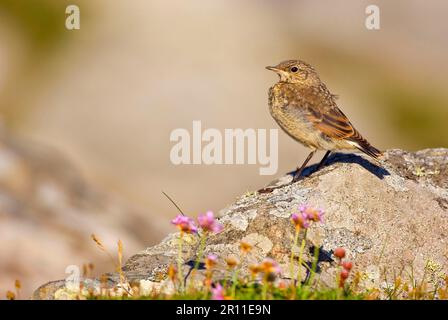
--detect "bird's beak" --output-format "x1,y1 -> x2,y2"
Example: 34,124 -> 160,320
266,66 -> 280,72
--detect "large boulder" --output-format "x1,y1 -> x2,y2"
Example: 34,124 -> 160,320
33,149 -> 448,299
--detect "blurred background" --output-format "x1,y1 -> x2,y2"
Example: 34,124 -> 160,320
0,0 -> 447,298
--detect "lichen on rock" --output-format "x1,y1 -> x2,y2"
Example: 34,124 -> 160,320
33,149 -> 448,299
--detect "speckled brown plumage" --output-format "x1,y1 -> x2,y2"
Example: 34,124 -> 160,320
266,59 -> 382,183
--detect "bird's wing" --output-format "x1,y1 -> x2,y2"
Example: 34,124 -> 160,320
305,103 -> 355,140
281,84 -> 382,158
303,94 -> 382,158
279,83 -> 355,140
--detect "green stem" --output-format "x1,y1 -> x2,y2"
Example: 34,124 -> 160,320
194,233 -> 207,270
306,245 -> 320,286
186,233 -> 207,293
289,229 -> 300,281
296,229 -> 308,286
177,232 -> 184,293
262,278 -> 268,300
231,269 -> 239,298
202,280 -> 210,300
223,270 -> 229,289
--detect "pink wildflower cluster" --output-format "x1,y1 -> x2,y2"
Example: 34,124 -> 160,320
211,284 -> 225,300
171,211 -> 223,235
198,211 -> 224,233
260,258 -> 282,275
211,283 -> 225,300
205,254 -> 218,269
171,215 -> 198,234
291,205 -> 324,230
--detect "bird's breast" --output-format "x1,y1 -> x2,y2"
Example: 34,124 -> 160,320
268,85 -> 329,150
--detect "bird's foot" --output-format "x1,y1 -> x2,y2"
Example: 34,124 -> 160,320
291,174 -> 303,184
291,168 -> 306,183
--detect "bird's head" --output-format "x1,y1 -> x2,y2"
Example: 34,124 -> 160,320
266,60 -> 321,86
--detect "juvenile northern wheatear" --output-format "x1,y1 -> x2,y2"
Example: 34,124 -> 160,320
266,59 -> 382,182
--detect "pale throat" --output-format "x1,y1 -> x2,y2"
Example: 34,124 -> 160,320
277,72 -> 311,85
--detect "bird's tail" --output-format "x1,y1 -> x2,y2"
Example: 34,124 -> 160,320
347,132 -> 383,160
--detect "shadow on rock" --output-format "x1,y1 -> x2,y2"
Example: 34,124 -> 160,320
289,152 -> 391,180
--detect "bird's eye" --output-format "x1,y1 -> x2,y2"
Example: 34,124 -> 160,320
290,66 -> 299,73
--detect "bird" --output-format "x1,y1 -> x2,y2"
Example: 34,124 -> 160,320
266,59 -> 382,183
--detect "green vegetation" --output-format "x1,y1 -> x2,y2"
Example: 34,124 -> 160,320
92,284 -> 366,301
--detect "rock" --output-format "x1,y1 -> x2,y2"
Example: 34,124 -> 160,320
33,148 -> 448,299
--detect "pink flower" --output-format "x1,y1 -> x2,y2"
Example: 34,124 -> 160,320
291,212 -> 310,230
205,254 -> 218,269
207,254 -> 218,262
171,215 -> 198,234
300,205 -> 324,223
211,283 -> 225,300
260,258 -> 282,282
260,258 -> 282,274
198,211 -> 223,234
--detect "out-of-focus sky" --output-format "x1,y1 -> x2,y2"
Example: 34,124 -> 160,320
0,0 -> 447,297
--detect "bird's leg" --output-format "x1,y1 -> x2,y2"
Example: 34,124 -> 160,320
316,151 -> 331,171
258,150 -> 317,194
292,150 -> 316,182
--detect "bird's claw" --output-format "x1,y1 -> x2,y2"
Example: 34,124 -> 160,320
291,174 -> 303,183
